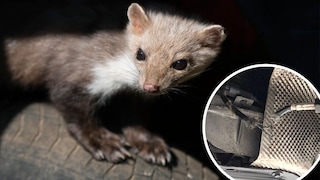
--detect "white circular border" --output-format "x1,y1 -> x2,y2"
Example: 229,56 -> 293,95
202,63 -> 320,180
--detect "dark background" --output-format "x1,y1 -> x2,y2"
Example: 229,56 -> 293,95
0,0 -> 319,179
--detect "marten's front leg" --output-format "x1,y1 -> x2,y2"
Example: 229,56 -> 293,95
50,87 -> 131,163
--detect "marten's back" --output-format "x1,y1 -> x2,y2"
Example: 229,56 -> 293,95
5,35 -> 64,87
4,32 -> 128,90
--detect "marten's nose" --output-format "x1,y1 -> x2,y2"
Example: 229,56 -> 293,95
143,83 -> 160,93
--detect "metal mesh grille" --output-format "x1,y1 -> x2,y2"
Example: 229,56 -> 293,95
252,68 -> 320,176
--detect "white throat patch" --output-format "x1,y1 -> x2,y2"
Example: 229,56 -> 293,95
86,53 -> 140,102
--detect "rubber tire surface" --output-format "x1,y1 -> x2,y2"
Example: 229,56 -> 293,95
0,103 -> 218,180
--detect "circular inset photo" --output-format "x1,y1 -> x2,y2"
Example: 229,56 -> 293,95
202,64 -> 320,180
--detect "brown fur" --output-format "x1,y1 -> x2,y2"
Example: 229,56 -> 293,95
5,32 -> 126,87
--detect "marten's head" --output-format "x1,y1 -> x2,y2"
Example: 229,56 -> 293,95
126,3 -> 226,94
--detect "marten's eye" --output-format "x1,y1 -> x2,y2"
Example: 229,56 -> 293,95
136,48 -> 146,61
171,59 -> 188,70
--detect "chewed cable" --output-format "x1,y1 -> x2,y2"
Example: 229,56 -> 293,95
275,101 -> 320,117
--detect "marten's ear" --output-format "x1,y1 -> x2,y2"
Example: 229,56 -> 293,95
127,3 -> 150,35
198,25 -> 226,48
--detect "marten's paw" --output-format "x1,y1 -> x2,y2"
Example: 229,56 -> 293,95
67,124 -> 131,163
135,135 -> 171,166
123,126 -> 172,166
